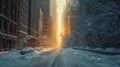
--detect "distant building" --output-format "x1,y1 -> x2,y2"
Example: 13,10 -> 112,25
40,0 -> 52,47
66,0 -> 71,35
40,0 -> 51,39
39,9 -> 43,46
50,0 -> 57,45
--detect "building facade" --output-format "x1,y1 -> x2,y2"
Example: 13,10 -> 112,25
0,0 -> 18,50
40,0 -> 52,47
67,0 -> 120,48
0,0 -> 41,50
17,0 -> 29,48
40,0 -> 51,38
18,0 -> 41,48
28,0 -> 41,47
86,0 -> 120,48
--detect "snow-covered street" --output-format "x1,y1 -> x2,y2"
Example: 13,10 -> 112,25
0,0 -> 120,67
0,48 -> 120,67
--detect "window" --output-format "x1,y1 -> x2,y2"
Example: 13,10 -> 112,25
3,20 -> 8,33
0,38 -> 2,49
0,17 -> 2,31
10,23 -> 14,35
3,39 -> 8,49
14,24 -> 16,36
0,0 -> 3,13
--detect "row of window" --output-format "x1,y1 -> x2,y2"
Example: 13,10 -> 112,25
0,38 -> 16,50
0,17 -> 17,36
0,0 -> 18,21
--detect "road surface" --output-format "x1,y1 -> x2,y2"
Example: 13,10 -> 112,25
27,48 -> 120,67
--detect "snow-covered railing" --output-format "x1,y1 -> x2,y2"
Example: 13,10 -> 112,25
17,30 -> 28,35
0,13 -> 17,25
0,32 -> 17,39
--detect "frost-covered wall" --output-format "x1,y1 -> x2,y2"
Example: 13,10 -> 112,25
66,0 -> 120,48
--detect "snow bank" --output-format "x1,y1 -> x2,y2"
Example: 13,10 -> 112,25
85,47 -> 91,50
93,48 -> 104,52
2,49 -> 21,59
0,51 -> 8,54
78,46 -> 85,49
20,47 -> 33,55
75,48 -> 120,66
22,52 -> 39,60
90,57 -> 101,61
8,49 -> 20,55
116,58 -> 120,65
0,47 -> 41,60
20,47 -> 43,60
104,48 -> 116,52
104,48 -> 120,53
34,47 -> 44,51
0,47 -> 46,67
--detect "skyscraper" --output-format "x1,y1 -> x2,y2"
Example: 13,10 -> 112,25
40,0 -> 51,39
28,0 -> 41,47
0,0 -> 41,50
17,0 -> 29,48
0,0 -> 18,50
40,0 -> 51,46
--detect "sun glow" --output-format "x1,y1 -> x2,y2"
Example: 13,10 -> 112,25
56,0 -> 66,48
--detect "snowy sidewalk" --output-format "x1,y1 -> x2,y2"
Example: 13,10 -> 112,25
0,51 -> 8,54
73,47 -> 120,55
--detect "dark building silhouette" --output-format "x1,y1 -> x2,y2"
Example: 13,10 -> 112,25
17,0 -> 29,48
85,0 -> 120,48
28,0 -> 41,47
0,0 -> 18,50
0,0 -> 41,50
68,0 -> 120,48
18,0 -> 41,48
